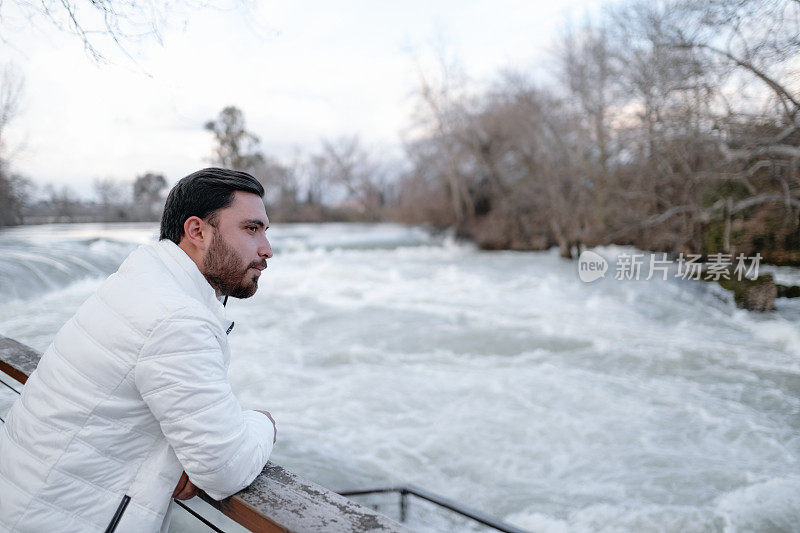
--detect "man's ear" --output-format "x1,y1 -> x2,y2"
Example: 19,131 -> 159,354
182,216 -> 212,251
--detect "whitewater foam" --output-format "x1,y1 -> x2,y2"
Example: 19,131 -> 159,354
1,223 -> 798,532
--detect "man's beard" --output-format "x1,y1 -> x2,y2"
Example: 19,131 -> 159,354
202,231 -> 264,299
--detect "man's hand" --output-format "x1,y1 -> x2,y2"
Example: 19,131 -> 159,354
256,410 -> 277,444
170,410 -> 273,503
172,471 -> 199,501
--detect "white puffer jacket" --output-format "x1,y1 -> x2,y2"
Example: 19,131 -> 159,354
0,239 -> 274,532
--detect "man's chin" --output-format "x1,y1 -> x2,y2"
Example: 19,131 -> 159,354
228,279 -> 259,299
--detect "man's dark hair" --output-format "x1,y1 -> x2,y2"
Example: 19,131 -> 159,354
160,167 -> 265,244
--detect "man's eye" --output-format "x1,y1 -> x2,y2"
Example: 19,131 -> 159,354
247,226 -> 257,233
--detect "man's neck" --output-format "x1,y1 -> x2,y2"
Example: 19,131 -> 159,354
177,240 -> 203,271
177,240 -> 222,297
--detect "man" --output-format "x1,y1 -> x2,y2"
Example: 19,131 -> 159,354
0,168 -> 277,532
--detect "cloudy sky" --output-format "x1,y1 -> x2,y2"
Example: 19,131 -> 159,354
0,0 -> 602,197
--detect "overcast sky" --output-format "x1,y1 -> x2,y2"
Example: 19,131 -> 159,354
0,0 -> 602,197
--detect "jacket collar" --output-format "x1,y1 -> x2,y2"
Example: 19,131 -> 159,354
152,239 -> 229,325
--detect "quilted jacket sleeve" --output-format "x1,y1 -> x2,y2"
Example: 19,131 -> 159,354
134,309 -> 274,500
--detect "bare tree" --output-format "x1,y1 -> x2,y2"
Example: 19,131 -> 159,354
669,0 -> 800,121
315,136 -> 386,219
408,44 -> 477,225
397,0 -> 799,263
205,106 -> 265,175
0,63 -> 27,226
605,0 -> 800,256
555,21 -> 624,234
0,63 -> 24,158
1,1 -> 253,62
132,172 -> 166,220
258,155 -> 298,216
43,183 -> 80,222
94,178 -> 130,221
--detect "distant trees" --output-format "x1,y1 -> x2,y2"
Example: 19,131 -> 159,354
0,63 -> 27,227
313,136 -> 388,219
396,0 -> 800,262
205,105 -> 297,218
0,173 -> 30,226
18,175 -> 157,224
94,178 -> 130,220
601,0 -> 800,261
132,172 -> 167,220
204,106 -> 395,222
3,0 -> 795,261
43,184 -> 80,221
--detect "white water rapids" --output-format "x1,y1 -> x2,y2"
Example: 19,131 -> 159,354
1,222 -> 799,532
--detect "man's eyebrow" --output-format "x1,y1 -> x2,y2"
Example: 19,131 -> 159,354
241,219 -> 268,229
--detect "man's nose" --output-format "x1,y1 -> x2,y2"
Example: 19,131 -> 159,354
259,237 -> 273,259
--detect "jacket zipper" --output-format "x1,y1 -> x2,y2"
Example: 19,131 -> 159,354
104,495 -> 130,533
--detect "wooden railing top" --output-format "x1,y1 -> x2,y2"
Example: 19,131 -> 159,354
0,336 -> 39,385
201,465 -> 407,532
0,334 -> 410,533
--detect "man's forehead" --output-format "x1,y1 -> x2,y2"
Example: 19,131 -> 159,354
219,191 -> 269,224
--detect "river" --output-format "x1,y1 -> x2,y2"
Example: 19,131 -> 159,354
1,222 -> 799,532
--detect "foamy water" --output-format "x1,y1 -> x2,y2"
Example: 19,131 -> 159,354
1,223 -> 799,532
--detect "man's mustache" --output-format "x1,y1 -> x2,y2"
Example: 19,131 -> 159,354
248,260 -> 267,270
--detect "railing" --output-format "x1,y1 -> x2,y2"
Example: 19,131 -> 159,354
339,486 -> 529,533
0,335 -> 409,533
